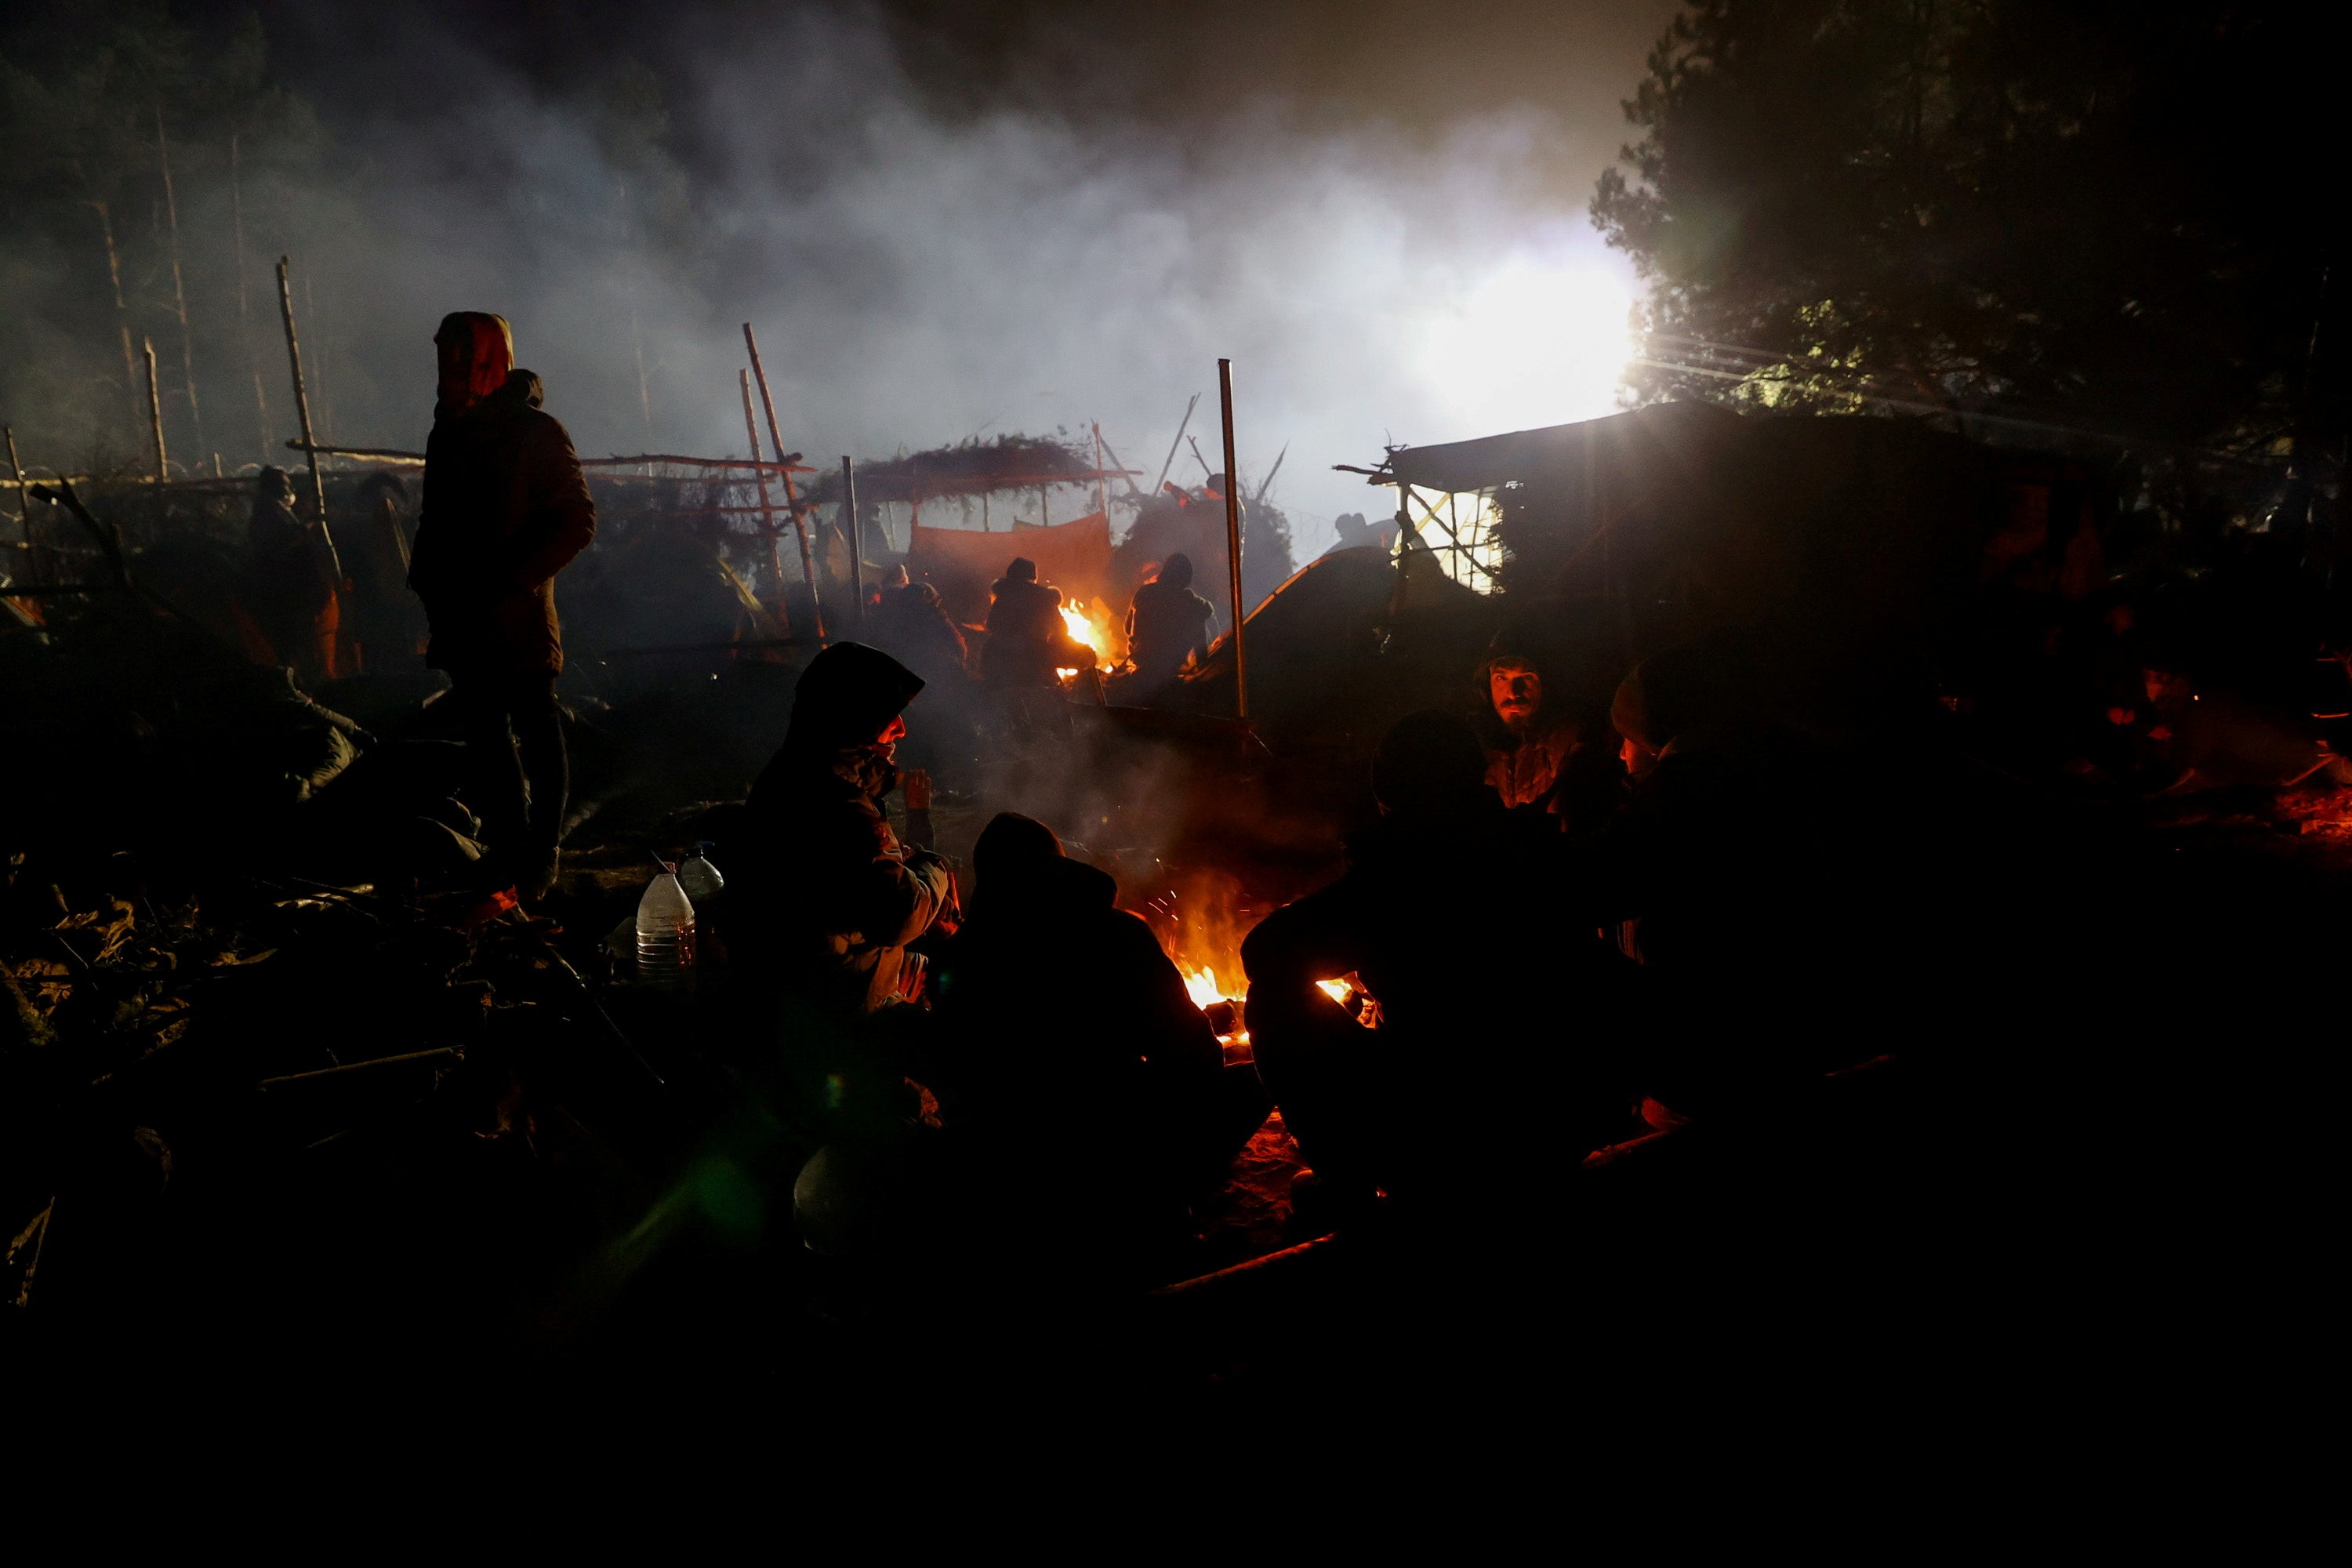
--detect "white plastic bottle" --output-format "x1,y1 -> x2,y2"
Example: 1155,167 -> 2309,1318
634,866 -> 697,985
677,843 -> 724,906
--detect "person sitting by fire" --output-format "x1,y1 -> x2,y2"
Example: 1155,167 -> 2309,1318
736,641 -> 956,1022
927,812 -> 1267,1253
1125,551 -> 1217,699
982,556 -> 1094,728
1473,623 -> 1626,844
1596,635 -> 1867,1119
1242,710 -> 1635,1226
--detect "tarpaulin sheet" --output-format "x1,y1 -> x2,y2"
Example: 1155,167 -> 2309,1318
907,512 -> 1112,620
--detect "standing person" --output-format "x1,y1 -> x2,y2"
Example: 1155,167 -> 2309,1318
407,311 -> 596,901
1125,551 -> 1216,699
242,464 -> 343,685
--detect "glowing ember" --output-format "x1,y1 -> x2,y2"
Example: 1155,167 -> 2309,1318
1316,978 -> 1351,1004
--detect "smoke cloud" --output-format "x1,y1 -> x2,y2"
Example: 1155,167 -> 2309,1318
5,2 -> 1662,555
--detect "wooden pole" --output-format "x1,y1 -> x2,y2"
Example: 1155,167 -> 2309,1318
842,456 -> 862,635
89,201 -> 140,428
1153,393 -> 1199,495
230,132 -> 272,464
154,105 -> 205,459
275,256 -> 343,577
142,336 -> 168,483
1217,358 -> 1248,721
742,323 -> 823,641
1093,424 -> 1109,521
5,425 -> 32,573
739,369 -> 789,630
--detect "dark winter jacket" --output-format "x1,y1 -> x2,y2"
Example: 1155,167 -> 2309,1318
934,853 -> 1220,1133
410,369 -> 597,673
735,643 -> 955,1017
1127,573 -> 1215,688
982,574 -> 1087,687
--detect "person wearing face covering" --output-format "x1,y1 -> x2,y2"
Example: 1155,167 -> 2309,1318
737,641 -> 957,1022
407,312 -> 597,900
1125,552 -> 1217,699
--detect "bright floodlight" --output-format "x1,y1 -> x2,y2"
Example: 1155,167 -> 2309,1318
1417,254 -> 1632,436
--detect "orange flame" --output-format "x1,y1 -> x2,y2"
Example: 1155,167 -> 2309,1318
1056,597 -> 1122,680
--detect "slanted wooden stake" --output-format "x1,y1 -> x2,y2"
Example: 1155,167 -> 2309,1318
154,106 -> 205,459
739,369 -> 789,631
842,456 -> 862,634
141,337 -> 168,483
742,323 -> 824,642
5,424 -> 32,569
1217,358 -> 1248,720
274,257 -> 342,577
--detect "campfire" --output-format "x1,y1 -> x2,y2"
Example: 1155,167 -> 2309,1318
1058,597 -> 1123,679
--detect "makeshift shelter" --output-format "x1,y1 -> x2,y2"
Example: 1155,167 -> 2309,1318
908,510 -> 1114,626
1363,402 -> 2109,662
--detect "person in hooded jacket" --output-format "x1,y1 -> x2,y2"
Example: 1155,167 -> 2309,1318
407,312 -> 596,899
1242,710 -> 1635,1220
1125,551 -> 1217,698
930,813 -> 1265,1236
736,641 -> 956,1025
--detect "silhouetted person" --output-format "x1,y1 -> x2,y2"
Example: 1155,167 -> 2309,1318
738,641 -> 955,1022
866,566 -> 977,781
1243,711 -> 1633,1220
408,311 -> 596,899
1598,638 -> 1864,1116
931,813 -> 1265,1243
1126,551 -> 1216,696
736,644 -> 957,1254
242,465 -> 343,686
983,556 -> 1092,731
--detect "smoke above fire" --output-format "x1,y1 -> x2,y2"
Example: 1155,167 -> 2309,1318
0,2 -> 1650,556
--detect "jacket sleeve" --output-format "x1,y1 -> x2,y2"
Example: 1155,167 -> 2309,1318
842,809 -> 954,946
508,416 -> 597,593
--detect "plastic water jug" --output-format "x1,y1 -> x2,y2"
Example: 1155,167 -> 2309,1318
677,843 -> 724,906
635,866 -> 697,984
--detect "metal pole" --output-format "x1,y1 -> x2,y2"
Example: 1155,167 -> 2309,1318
842,456 -> 862,635
274,256 -> 342,577
739,368 -> 789,631
1217,358 -> 1248,721
5,425 -> 32,575
742,323 -> 823,642
142,336 -> 168,483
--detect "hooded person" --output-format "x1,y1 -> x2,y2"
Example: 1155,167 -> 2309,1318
982,556 -> 1094,689
1242,710 -> 1635,1221
407,312 -> 597,899
1125,551 -> 1217,696
929,813 -> 1262,1240
736,641 -> 956,1023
